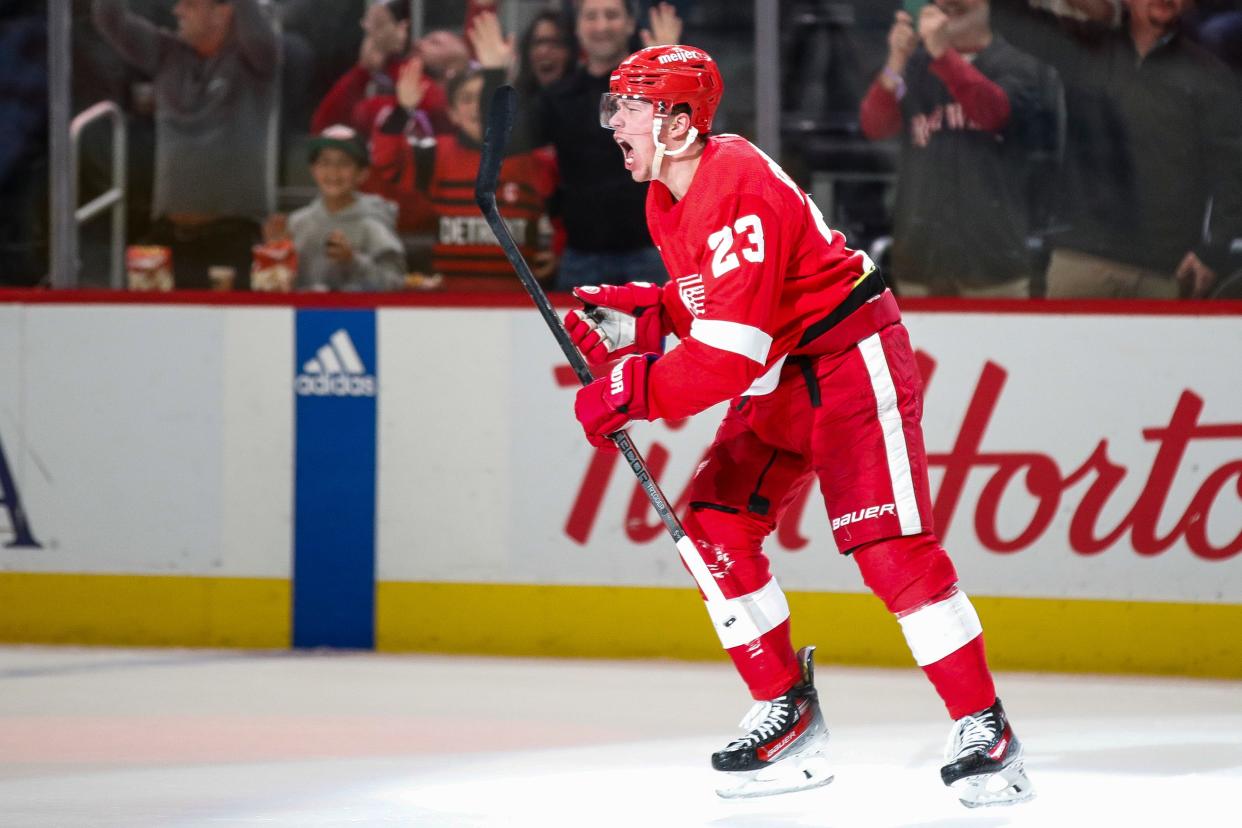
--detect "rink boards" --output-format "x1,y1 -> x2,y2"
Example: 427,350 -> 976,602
1,294 -> 1240,676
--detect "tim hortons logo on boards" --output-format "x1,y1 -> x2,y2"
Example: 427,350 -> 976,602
556,352 -> 1242,561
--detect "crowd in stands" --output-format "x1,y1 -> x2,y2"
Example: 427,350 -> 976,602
0,0 -> 1239,299
861,0 -> 1242,299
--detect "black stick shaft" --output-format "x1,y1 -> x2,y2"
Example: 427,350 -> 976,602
475,86 -> 686,543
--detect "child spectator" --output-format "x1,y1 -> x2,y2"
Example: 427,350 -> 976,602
268,125 -> 406,291
371,62 -> 555,288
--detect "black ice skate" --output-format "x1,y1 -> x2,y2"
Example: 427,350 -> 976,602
940,697 -> 1035,808
712,645 -> 833,799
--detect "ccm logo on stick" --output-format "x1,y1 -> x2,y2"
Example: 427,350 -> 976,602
831,503 -> 896,530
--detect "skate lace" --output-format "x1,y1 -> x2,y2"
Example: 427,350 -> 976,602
728,697 -> 792,748
948,710 -> 999,759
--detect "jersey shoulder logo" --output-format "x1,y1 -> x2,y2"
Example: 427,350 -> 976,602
677,273 -> 706,317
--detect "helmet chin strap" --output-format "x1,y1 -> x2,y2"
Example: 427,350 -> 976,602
649,116 -> 700,180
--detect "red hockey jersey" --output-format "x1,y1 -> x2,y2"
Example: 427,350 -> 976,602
372,126 -> 555,280
426,135 -> 551,279
646,135 -> 898,420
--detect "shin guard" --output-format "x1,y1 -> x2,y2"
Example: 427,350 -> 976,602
854,534 -> 997,718
682,507 -> 802,700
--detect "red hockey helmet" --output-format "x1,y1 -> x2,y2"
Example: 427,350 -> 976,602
605,44 -> 723,134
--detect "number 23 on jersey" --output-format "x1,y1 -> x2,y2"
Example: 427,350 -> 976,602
707,214 -> 765,278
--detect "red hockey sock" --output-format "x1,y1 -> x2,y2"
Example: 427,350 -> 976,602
725,617 -> 802,700
921,634 -> 997,720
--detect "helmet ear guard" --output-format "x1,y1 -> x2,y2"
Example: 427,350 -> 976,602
649,116 -> 698,179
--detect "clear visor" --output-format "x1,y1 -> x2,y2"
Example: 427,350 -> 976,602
599,93 -> 656,132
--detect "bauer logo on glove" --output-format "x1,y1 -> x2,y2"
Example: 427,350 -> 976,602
573,353 -> 656,448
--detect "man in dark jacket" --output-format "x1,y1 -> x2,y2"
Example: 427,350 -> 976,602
992,0 -> 1242,298
536,0 -> 681,289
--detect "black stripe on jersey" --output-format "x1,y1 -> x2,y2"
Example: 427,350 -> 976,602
441,179 -> 541,198
433,251 -> 516,261
436,266 -> 518,277
796,269 -> 888,349
435,197 -> 545,212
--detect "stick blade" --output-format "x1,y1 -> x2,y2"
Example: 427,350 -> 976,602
476,85 -> 517,208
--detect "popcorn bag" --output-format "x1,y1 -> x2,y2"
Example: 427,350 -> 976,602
125,246 -> 174,292
251,240 -> 298,292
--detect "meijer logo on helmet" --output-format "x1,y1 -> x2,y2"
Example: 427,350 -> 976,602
657,47 -> 707,64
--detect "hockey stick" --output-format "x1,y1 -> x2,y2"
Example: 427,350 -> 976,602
475,86 -> 763,648
474,85 -> 687,544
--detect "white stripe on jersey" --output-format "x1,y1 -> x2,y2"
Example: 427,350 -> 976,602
857,333 -> 922,535
690,319 -> 772,364
743,354 -> 787,397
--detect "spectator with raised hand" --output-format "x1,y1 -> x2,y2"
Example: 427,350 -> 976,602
269,125 -> 406,292
530,0 -> 683,290
860,0 -> 1051,297
467,7 -> 575,96
92,0 -> 279,289
469,9 -> 573,276
638,0 -> 685,47
311,0 -> 443,136
370,59 -> 555,288
345,6 -> 491,245
991,0 -> 1242,298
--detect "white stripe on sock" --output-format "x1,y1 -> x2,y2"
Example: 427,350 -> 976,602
674,537 -> 790,650
898,589 -> 983,666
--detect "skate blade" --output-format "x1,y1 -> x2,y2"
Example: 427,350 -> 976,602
715,756 -> 834,800
952,761 -> 1036,809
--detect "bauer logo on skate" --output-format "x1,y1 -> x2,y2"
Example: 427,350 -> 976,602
756,700 -> 812,761
295,329 -> 376,397
560,350 -> 1242,563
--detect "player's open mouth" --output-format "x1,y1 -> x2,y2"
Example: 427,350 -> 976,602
616,137 -> 635,168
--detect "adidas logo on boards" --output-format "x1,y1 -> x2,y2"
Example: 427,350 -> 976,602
295,328 -> 376,397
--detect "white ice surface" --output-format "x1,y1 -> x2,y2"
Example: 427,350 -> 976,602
1,647 -> 1240,827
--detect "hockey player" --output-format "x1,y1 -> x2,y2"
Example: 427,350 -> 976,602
563,44 -> 1034,806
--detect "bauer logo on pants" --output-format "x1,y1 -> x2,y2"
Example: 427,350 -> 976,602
830,503 -> 896,531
